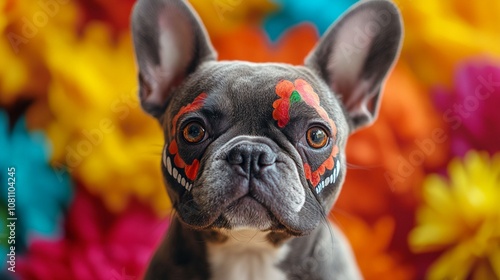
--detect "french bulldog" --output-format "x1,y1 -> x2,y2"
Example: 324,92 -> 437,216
131,0 -> 402,279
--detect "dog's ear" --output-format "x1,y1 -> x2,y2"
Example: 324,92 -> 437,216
305,0 -> 402,132
131,0 -> 216,118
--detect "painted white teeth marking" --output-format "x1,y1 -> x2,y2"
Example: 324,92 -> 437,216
166,157 -> 173,175
316,159 -> 341,194
334,159 -> 340,178
166,157 -> 193,191
316,182 -> 325,194
169,165 -> 193,191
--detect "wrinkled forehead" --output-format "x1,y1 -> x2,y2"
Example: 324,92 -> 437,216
204,63 -> 283,110
203,62 -> 322,96
173,61 -> 330,119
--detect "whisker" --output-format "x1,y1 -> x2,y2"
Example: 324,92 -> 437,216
309,191 -> 336,260
345,162 -> 382,170
330,207 -> 358,220
329,207 -> 359,239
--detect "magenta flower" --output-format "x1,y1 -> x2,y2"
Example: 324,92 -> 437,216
17,187 -> 169,280
433,60 -> 500,157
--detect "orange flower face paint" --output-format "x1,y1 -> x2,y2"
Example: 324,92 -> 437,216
273,79 -> 340,192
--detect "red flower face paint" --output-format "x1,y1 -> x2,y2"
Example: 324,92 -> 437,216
273,79 -> 340,191
273,79 -> 335,131
167,93 -> 207,181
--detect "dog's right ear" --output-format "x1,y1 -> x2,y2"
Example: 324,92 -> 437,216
131,0 -> 216,118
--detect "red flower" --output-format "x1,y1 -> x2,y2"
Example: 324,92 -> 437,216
433,60 -> 500,157
17,187 -> 169,280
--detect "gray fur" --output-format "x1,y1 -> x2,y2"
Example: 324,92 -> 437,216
131,0 -> 403,279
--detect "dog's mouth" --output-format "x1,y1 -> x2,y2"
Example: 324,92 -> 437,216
222,194 -> 274,229
172,141 -> 320,236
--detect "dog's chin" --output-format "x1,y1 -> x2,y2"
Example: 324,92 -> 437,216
221,195 -> 275,230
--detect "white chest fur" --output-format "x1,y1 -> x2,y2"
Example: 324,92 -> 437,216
207,230 -> 289,280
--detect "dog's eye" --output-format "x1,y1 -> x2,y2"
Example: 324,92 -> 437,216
182,122 -> 206,144
306,127 -> 328,149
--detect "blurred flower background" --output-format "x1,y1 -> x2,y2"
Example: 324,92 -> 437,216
1,0 -> 499,279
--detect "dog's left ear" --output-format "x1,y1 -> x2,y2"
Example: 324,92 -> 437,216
305,0 -> 403,132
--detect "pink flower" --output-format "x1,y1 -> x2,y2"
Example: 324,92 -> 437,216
17,186 -> 169,280
433,60 -> 500,156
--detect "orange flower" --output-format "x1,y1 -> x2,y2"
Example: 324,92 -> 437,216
188,0 -> 277,37
334,215 -> 415,280
213,23 -> 318,64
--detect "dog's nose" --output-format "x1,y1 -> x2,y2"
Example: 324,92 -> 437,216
227,142 -> 276,176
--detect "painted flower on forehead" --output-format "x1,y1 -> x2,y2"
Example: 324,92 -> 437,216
272,79 -> 332,129
409,151 -> 500,280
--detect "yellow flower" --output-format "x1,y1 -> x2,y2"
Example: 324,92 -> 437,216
394,0 -> 500,87
188,0 -> 276,37
409,151 -> 500,280
42,22 -> 168,215
0,0 -> 6,30
0,0 -> 78,104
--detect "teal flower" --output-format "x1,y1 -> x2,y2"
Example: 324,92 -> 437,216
263,0 -> 358,40
0,111 -> 73,266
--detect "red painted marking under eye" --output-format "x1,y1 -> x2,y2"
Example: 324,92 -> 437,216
304,145 -> 339,187
272,79 -> 340,188
168,93 -> 207,181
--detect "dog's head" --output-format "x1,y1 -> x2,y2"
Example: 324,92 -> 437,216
132,0 -> 402,236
